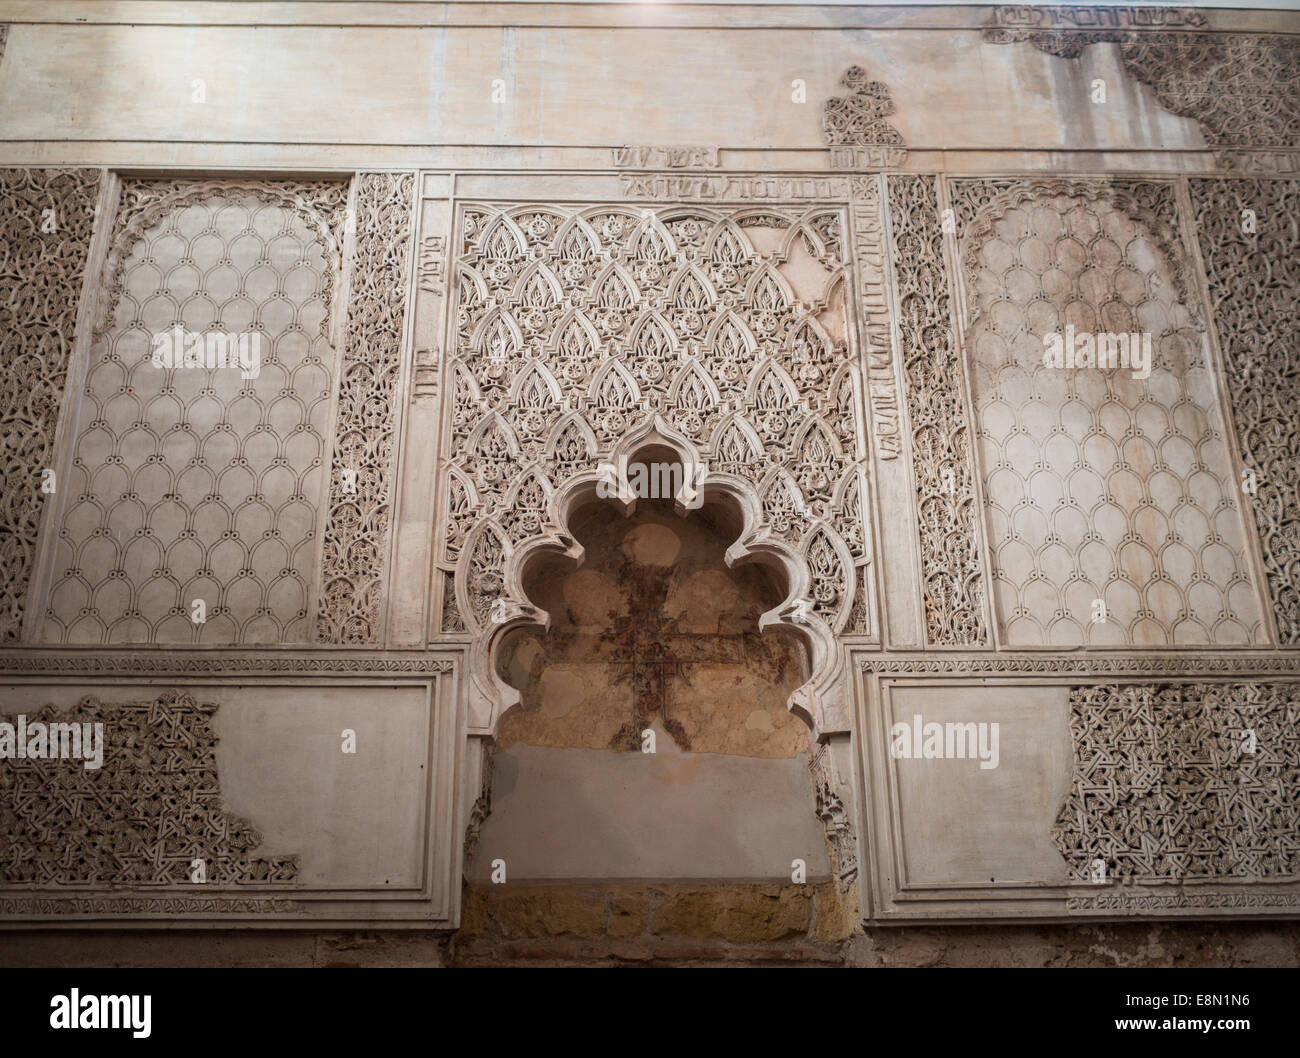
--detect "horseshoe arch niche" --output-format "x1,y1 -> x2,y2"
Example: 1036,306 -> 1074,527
463,420 -> 845,742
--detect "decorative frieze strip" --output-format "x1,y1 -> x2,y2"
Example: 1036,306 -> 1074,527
620,174 -> 850,202
1067,892 -> 1300,913
984,5 -> 1208,35
0,168 -> 102,642
0,650 -> 455,675
848,177 -> 899,461
885,175 -> 987,647
613,146 -> 719,169
1052,682 -> 1300,882
859,653 -> 1300,676
0,897 -> 300,916
1190,178 -> 1300,644
317,172 -> 415,644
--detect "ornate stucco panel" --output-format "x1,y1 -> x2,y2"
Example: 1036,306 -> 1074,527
0,168 -> 102,642
441,202 -> 878,737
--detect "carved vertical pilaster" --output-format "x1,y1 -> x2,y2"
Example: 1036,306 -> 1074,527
1190,177 -> 1300,643
317,172 -> 416,644
0,168 -> 102,642
885,175 -> 989,647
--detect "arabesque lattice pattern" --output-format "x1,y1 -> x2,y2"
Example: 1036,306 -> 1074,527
1190,177 -> 1300,644
43,180 -> 348,644
446,204 -> 869,637
956,179 -> 1263,646
0,168 -> 101,641
0,690 -> 299,887
1053,682 -> 1300,881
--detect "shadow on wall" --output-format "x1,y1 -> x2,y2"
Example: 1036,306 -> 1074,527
472,479 -> 832,882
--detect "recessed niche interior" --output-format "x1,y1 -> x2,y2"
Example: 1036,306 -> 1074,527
470,465 -> 831,882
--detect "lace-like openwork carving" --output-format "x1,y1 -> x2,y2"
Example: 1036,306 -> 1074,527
0,168 -> 101,642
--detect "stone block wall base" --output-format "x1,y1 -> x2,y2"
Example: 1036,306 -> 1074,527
3,883 -> 1299,967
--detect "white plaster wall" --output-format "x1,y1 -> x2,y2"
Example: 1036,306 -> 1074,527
0,17 -> 1212,158
470,729 -> 833,880
0,681 -> 432,889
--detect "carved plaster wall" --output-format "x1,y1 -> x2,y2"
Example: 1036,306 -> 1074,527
982,6 -> 1300,169
0,168 -> 102,641
3,2 -> 1300,939
443,202 -> 874,738
953,178 -> 1265,646
40,179 -> 349,645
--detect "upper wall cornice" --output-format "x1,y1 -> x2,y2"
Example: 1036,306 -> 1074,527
0,2 -> 1296,34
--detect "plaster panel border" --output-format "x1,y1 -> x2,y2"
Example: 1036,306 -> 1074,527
853,657 -> 1300,922
0,661 -> 465,928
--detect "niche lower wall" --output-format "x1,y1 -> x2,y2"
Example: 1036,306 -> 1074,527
472,497 -> 832,882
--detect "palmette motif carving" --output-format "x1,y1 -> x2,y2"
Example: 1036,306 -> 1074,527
444,204 -> 871,644
0,168 -> 101,641
44,178 -> 348,645
96,178 -> 349,341
886,175 -> 988,646
1190,178 -> 1300,645
0,690 -> 299,887
317,172 -> 415,643
823,66 -> 908,170
951,177 -> 1262,646
1052,682 -> 1300,882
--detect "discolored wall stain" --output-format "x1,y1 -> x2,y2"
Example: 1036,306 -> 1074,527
497,496 -> 812,758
